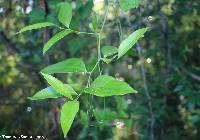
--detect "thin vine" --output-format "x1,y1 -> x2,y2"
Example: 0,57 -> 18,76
16,0 -> 147,137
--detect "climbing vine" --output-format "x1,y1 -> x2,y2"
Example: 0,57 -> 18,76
17,0 -> 147,137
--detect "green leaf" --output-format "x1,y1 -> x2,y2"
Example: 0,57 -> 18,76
28,86 -> 63,100
84,75 -> 137,97
93,108 -> 117,130
92,14 -> 98,31
119,0 -> 142,12
79,110 -> 89,127
60,101 -> 79,137
58,2 -> 72,28
118,28 -> 148,58
43,29 -> 73,54
41,58 -> 87,74
101,45 -> 118,64
101,46 -> 118,58
28,84 -> 77,100
115,96 -> 128,110
16,22 -> 56,34
101,55 -> 117,64
89,13 -> 98,32
101,58 -> 112,64
41,73 -> 77,99
94,108 -> 117,123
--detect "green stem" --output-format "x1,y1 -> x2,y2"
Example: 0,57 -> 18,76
73,30 -> 96,36
97,34 -> 101,74
76,0 -> 109,100
75,60 -> 100,100
87,60 -> 100,87
96,1 -> 109,75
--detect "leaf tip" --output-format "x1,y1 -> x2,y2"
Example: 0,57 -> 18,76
62,131 -> 67,138
27,97 -> 34,100
15,32 -> 20,35
42,49 -> 47,55
133,89 -> 138,93
65,24 -> 70,28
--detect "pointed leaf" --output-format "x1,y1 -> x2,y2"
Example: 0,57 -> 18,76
118,28 -> 148,58
84,75 -> 137,97
60,101 -> 79,137
41,73 -> 77,99
101,55 -> 117,64
101,46 -> 118,58
79,110 -> 89,127
43,29 -> 73,54
94,108 -> 117,123
41,58 -> 87,74
58,2 -> 72,28
89,13 -> 98,32
62,84 -> 78,96
119,0 -> 142,12
28,86 -> 63,100
92,14 -> 98,31
16,22 -> 56,34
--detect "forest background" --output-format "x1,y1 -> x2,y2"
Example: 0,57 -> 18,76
0,0 -> 199,140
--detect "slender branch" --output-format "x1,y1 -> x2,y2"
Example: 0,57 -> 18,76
97,0 -> 109,75
75,60 -> 100,101
157,1 -> 170,139
74,31 -> 96,36
97,34 -> 102,73
83,0 -> 110,119
181,67 -> 200,82
125,14 -> 155,139
136,43 -> 155,140
117,19 -> 123,41
87,60 -> 100,87
157,0 -> 171,73
100,3 -> 109,34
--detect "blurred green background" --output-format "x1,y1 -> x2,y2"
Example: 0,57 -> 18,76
0,0 -> 200,140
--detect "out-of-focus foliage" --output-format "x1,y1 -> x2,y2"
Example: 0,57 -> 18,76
0,0 -> 199,140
